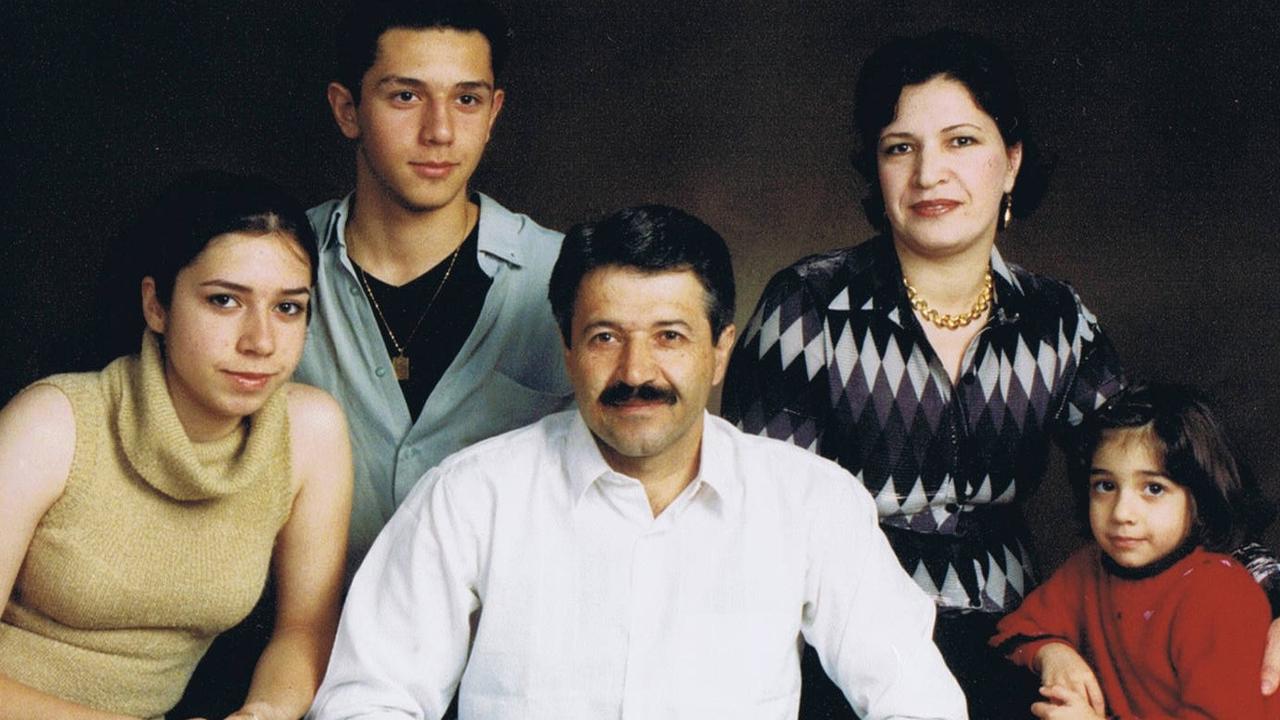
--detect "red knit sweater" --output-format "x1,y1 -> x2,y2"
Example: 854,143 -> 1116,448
991,545 -> 1278,719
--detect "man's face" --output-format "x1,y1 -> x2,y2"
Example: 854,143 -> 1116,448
330,27 -> 505,214
564,267 -> 735,476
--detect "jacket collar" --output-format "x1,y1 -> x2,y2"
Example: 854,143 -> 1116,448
847,235 -> 1027,329
320,191 -> 526,279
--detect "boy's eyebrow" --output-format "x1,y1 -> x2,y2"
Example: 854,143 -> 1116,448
376,76 -> 494,92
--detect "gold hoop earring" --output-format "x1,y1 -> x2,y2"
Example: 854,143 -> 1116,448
997,193 -> 1013,231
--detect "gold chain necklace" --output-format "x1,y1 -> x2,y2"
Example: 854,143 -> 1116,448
903,270 -> 993,330
357,245 -> 462,381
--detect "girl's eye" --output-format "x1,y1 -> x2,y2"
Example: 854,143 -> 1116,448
951,136 -> 976,147
881,142 -> 912,156
208,294 -> 238,308
1145,482 -> 1167,496
1090,479 -> 1116,493
660,330 -> 684,342
277,301 -> 306,316
458,94 -> 480,106
395,91 -> 418,103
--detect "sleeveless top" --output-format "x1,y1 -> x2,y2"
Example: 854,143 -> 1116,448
0,332 -> 295,719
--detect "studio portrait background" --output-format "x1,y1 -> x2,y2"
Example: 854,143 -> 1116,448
4,0 -> 1279,574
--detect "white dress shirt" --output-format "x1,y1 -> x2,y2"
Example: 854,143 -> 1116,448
309,410 -> 966,720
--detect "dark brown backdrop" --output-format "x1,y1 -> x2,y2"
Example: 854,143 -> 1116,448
4,0 -> 1279,565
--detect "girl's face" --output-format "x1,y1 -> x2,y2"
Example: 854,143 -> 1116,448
877,75 -> 1022,262
143,231 -> 312,442
1088,427 -> 1194,568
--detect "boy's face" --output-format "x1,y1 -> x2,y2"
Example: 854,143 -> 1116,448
329,27 -> 505,215
1088,427 -> 1194,569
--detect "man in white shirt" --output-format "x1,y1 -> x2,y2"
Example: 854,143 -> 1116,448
309,206 -> 967,719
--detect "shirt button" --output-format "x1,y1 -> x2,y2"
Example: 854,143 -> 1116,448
348,284 -> 359,295
375,367 -> 387,377
945,502 -> 960,513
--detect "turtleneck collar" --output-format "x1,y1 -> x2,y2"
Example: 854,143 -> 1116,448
112,331 -> 291,501
1100,535 -> 1200,581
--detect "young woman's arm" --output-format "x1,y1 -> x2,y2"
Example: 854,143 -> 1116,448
226,384 -> 352,720
0,386 -> 138,720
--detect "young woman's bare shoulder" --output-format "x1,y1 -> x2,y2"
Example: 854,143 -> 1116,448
283,382 -> 351,492
283,382 -> 347,439
0,384 -> 77,506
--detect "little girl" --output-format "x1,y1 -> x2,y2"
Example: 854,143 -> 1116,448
990,381 -> 1278,719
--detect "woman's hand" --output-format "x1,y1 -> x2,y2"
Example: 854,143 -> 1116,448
1033,642 -> 1106,716
1031,683 -> 1106,719
180,704 -> 283,720
1262,617 -> 1280,695
223,700 -> 286,720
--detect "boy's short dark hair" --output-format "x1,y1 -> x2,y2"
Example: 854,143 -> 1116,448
336,0 -> 512,104
1069,381 -> 1272,552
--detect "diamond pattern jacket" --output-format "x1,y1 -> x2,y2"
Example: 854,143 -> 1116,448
723,236 -> 1125,614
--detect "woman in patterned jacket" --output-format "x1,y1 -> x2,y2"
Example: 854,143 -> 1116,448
721,29 -> 1280,719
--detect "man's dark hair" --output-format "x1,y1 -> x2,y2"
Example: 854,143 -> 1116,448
548,206 -> 736,347
852,29 -> 1050,233
336,0 -> 512,104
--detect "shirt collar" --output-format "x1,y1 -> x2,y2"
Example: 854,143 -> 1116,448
320,192 -> 527,278
853,234 -> 1028,328
563,410 -> 740,509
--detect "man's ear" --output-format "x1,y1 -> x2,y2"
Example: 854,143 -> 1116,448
711,323 -> 737,387
141,277 -> 167,334
327,82 -> 361,141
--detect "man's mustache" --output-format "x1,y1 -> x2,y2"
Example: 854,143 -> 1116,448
598,382 -> 678,407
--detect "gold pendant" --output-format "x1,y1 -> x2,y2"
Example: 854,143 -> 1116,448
392,354 -> 410,381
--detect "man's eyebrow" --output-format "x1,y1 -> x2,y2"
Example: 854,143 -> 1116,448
580,319 -> 696,333
581,320 -> 620,334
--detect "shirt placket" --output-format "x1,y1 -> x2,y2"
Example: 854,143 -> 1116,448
620,526 -> 665,719
617,481 -> 696,719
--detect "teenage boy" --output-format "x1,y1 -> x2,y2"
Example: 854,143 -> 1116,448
296,0 -> 572,575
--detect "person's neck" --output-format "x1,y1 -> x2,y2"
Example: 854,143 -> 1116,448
600,426 -> 704,518
895,237 -> 994,314
346,185 -> 476,287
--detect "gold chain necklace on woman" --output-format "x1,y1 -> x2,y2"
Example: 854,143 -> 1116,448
357,245 -> 462,381
903,270 -> 993,330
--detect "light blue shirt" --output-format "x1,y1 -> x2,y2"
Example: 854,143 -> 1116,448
295,193 -> 573,576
